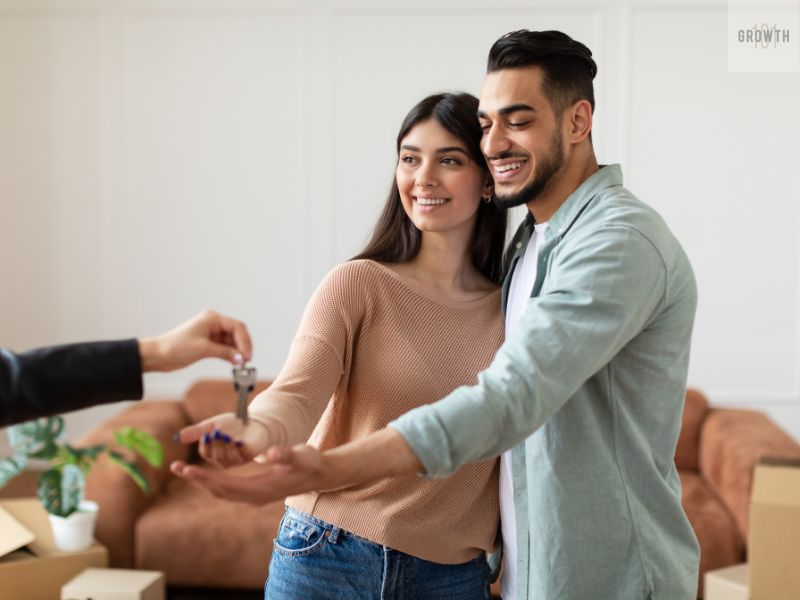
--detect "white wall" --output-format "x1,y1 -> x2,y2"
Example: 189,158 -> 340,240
1,0 -> 799,443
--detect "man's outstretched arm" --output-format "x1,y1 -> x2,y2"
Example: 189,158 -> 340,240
172,226 -> 670,500
171,428 -> 422,504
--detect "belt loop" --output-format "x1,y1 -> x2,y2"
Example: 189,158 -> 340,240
328,525 -> 341,544
325,525 -> 341,544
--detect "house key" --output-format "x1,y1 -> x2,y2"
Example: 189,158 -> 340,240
232,358 -> 256,425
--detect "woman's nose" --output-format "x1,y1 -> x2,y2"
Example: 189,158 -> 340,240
415,162 -> 437,188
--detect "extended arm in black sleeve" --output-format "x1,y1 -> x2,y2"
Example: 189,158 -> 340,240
0,339 -> 144,427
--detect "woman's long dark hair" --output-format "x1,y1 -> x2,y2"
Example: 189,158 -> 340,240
352,93 -> 507,285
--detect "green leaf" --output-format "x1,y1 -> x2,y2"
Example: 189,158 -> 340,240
28,440 -> 59,460
0,454 -> 27,487
7,416 -> 64,458
37,465 -> 84,517
80,445 -> 105,461
61,464 -> 84,514
114,427 -> 163,468
108,451 -> 149,493
61,444 -> 105,473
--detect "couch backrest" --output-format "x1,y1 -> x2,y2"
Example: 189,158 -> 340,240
675,388 -> 710,471
183,379 -> 273,424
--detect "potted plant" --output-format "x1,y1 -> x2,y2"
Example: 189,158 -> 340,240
0,415 -> 162,552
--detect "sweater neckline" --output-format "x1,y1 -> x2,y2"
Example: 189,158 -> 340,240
362,260 -> 501,310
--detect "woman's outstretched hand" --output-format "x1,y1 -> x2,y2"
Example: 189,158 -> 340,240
174,413 -> 271,468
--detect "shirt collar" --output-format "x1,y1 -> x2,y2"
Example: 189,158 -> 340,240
525,163 -> 623,238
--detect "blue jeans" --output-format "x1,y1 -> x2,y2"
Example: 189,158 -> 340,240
265,507 -> 491,600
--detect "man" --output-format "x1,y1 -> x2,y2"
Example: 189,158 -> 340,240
1,310 -> 251,426
174,30 -> 699,599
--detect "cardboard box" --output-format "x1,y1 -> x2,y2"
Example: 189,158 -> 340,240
0,498 -> 108,600
705,563 -> 748,600
749,457 -> 800,600
62,567 -> 165,600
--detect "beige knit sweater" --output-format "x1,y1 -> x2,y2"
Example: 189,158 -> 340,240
249,259 -> 503,563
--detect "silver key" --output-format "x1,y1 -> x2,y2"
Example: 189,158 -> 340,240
232,362 -> 257,425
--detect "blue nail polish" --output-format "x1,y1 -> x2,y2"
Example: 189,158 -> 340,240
223,434 -> 232,443
203,433 -> 211,444
214,430 -> 222,441
236,441 -> 244,448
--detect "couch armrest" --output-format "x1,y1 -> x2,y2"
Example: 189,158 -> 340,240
699,407 -> 800,540
75,400 -> 190,567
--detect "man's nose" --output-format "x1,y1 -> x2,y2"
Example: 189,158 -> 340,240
482,124 -> 510,160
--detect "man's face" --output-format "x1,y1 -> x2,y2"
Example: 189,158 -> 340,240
478,67 -> 565,210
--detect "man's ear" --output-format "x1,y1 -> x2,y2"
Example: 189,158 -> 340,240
566,99 -> 593,143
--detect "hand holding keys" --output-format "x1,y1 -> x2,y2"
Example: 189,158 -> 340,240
232,354 -> 257,425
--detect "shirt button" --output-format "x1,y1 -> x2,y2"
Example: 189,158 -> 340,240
516,242 -> 523,249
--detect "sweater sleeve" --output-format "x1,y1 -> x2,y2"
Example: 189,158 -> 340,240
248,262 -> 366,446
0,339 -> 143,427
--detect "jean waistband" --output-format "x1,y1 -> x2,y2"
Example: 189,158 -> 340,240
284,506 -> 359,545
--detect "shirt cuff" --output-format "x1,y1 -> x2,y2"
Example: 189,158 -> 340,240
388,405 -> 457,479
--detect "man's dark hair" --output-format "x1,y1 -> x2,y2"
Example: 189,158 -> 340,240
487,30 -> 597,116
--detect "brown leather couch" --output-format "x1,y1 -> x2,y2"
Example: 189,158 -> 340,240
675,389 -> 800,596
75,383 -> 800,596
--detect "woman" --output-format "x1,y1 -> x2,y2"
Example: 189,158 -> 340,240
191,92 -> 506,599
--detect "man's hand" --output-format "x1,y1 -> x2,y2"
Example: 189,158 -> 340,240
138,310 -> 252,372
170,444 -> 328,504
169,428 -> 424,504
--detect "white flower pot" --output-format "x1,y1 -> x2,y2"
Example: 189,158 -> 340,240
47,500 -> 99,552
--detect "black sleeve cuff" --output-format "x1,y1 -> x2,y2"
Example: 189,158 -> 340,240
1,338 -> 144,427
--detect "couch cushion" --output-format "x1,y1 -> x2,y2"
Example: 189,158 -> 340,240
680,470 -> 745,598
675,388 -> 710,471
183,379 -> 273,425
135,469 -> 285,588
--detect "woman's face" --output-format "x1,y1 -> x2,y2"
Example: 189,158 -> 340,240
396,119 -> 488,237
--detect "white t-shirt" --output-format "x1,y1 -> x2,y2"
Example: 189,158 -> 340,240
500,221 -> 548,600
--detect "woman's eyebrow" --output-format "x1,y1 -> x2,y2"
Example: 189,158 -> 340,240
436,147 -> 469,155
399,145 -> 469,156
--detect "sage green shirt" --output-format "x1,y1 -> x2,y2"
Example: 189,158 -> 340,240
390,165 -> 700,599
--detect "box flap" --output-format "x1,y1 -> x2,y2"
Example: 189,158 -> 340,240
759,456 -> 800,468
0,506 -> 35,559
752,463 -> 800,506
0,498 -> 56,556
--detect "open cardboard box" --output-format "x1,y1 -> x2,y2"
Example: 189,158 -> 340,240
0,497 -> 108,600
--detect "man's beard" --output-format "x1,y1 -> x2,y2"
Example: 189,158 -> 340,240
492,129 -> 564,211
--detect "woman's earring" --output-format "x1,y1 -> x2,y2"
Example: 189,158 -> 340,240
482,194 -> 492,204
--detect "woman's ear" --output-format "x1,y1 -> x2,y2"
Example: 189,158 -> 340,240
482,176 -> 494,199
